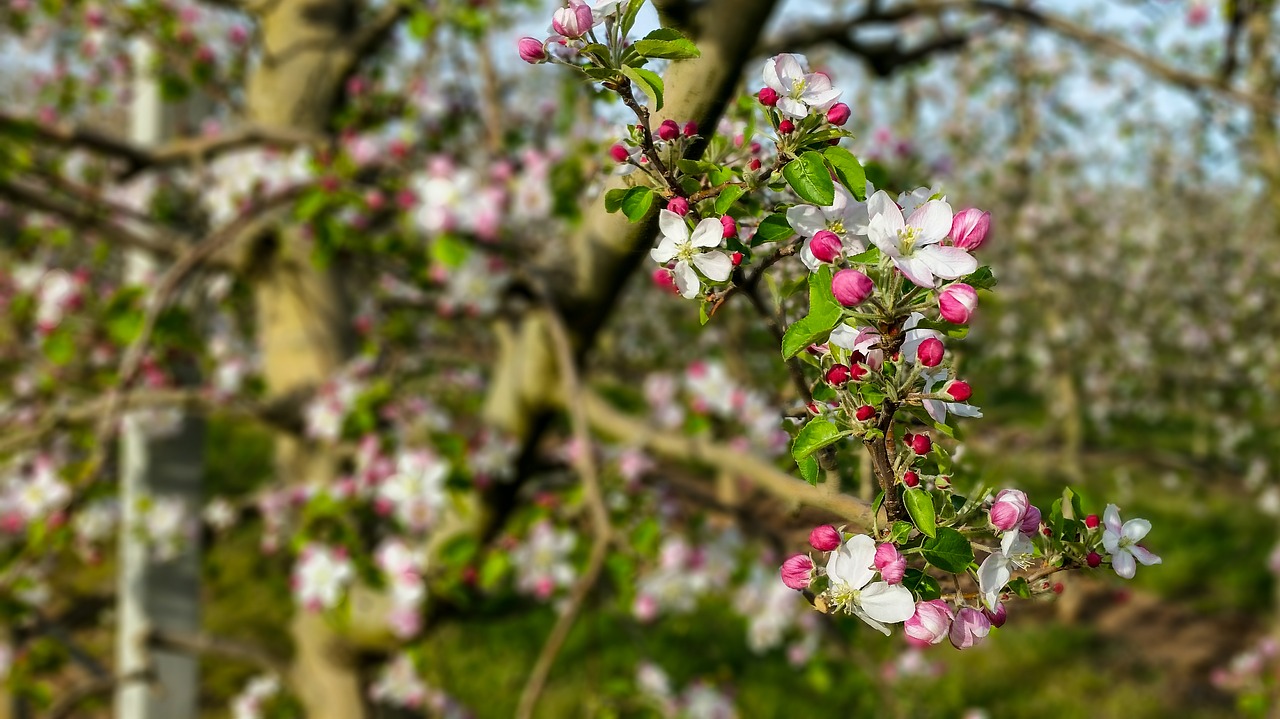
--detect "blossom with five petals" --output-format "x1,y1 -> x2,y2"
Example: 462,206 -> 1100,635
866,190 -> 977,288
762,54 -> 842,119
824,534 -> 916,635
650,210 -> 733,299
1102,504 -> 1161,579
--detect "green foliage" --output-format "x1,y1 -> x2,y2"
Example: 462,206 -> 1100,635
782,151 -> 835,206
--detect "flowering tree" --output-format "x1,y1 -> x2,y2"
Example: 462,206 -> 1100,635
0,0 -> 1271,717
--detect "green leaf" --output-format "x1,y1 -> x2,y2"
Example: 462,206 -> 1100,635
754,212 -> 794,245
872,491 -> 885,517
903,568 -> 942,601
620,0 -> 645,36
620,186 -> 656,222
677,159 -> 718,175
430,233 -> 471,269
889,520 -> 913,544
791,418 -> 846,461
822,146 -> 866,200
961,266 -> 997,290
798,453 -> 820,486
633,27 -> 701,60
698,301 -> 710,326
621,65 -> 664,110
783,151 -> 835,206
904,488 -> 937,539
921,527 -> 974,573
408,10 -> 435,39
42,327 -> 75,366
713,185 -> 745,215
604,188 -> 628,213
1007,576 -> 1032,599
781,266 -> 843,358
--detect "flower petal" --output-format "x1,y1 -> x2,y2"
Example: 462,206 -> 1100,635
692,251 -> 732,282
978,553 -> 1011,610
867,190 -> 904,233
916,245 -> 977,281
690,217 -> 724,248
851,607 -> 892,636
1104,504 -> 1123,535
894,255 -> 936,288
788,205 -> 828,237
1112,549 -> 1137,579
859,582 -> 917,623
775,53 -> 805,88
650,236 -> 678,264
658,209 -> 688,242
866,215 -> 903,258
1130,545 -> 1162,566
923,398 -> 946,424
907,199 -> 953,244
1122,518 -> 1151,543
777,97 -> 809,119
673,261 -> 699,299
827,535 -> 876,590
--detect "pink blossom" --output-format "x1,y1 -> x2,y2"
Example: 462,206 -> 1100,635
518,37 -> 547,64
832,269 -> 874,306
780,554 -> 814,590
874,543 -> 906,584
809,230 -> 843,263
916,337 -> 944,367
809,525 -> 841,552
989,489 -> 1029,532
949,208 -> 991,251
939,283 -> 978,324
552,2 -> 594,38
904,600 -> 954,646
949,607 -> 991,649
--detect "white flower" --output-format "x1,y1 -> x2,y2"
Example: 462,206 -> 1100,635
787,183 -> 869,270
369,653 -> 428,709
650,210 -> 733,299
762,53 -> 841,119
230,674 -> 280,719
823,534 -> 916,634
921,367 -> 983,425
899,312 -> 944,364
866,190 -> 976,287
977,530 -> 1035,610
10,456 -> 69,522
1102,504 -> 1161,579
377,450 -> 449,532
293,544 -> 354,610
511,521 -> 576,599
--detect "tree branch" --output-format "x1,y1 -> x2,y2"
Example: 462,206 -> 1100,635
44,669 -> 155,719
147,628 -> 289,675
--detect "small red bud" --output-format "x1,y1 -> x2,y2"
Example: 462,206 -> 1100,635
809,230 -> 843,263
778,119 -> 795,134
910,434 -> 932,455
748,158 -> 762,171
1086,551 -> 1102,568
682,121 -> 698,137
827,102 -> 852,126
946,380 -> 972,402
806,401 -> 822,415
609,144 -> 630,162
1052,582 -> 1065,594
935,475 -> 951,489
1041,526 -> 1052,537
848,364 -> 868,380
1084,514 -> 1100,529
826,364 -> 852,387
758,87 -> 779,107
657,120 -> 680,141
731,251 -> 744,266
667,197 -> 689,216
902,471 -> 920,488
917,337 -> 944,367
855,405 -> 876,422
721,215 -> 738,238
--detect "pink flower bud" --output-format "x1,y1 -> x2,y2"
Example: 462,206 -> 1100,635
609,143 -> 631,162
874,543 -> 906,584
855,405 -> 876,422
939,283 -> 978,324
916,337 -> 944,367
950,208 -> 991,251
949,607 -> 991,649
778,119 -> 795,134
518,37 -> 547,64
826,103 -> 852,126
653,267 -> 678,295
902,471 -> 920,488
989,489 -> 1029,532
1086,551 -> 1102,568
552,3 -> 594,38
809,525 -> 841,552
809,230 -> 843,263
780,554 -> 814,590
910,434 -> 932,456
731,251 -> 744,266
658,120 -> 680,141
667,197 -> 689,216
849,364 -> 868,380
1084,514 -> 1100,529
758,87 -> 779,107
682,121 -> 698,137
945,380 -> 971,402
1019,505 -> 1041,535
832,269 -> 874,306
826,364 -> 852,387
905,599 -> 954,646
984,602 -> 1007,628
721,215 -> 737,238
748,158 -> 762,171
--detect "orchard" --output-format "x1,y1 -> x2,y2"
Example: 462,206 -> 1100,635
0,0 -> 1276,718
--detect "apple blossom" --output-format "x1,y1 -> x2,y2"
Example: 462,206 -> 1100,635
855,405 -> 876,421
809,524 -> 841,551
649,211 -> 733,299
909,434 -> 932,455
916,337 -> 944,367
551,1 -> 594,38
1102,504 -> 1162,579
762,53 -> 842,119
778,119 -> 795,134
978,530 -> 1035,609
866,190 -> 977,287
902,471 -> 920,487
821,535 -> 915,634
984,602 -> 1008,628
827,103 -> 852,126
658,119 -> 680,141
989,489 -> 1029,532
512,521 -> 577,599
780,554 -> 814,590
874,543 -> 906,584
939,283 -> 979,324
949,607 -> 991,649
788,184 -> 869,270
518,37 -> 547,64
946,380 -> 972,402
920,368 -> 983,425
950,208 -> 991,250
809,230 -> 843,263
293,544 -> 354,610
667,197 -> 690,215
682,121 -> 698,137
904,599 -> 954,646
757,87 -> 779,107
720,215 -> 737,238
832,269 -> 874,306
826,364 -> 852,386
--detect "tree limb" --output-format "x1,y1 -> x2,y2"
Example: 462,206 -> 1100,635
147,628 -> 289,675
43,669 -> 155,719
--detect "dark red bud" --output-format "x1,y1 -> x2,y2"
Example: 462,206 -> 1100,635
902,471 -> 920,488
855,405 -> 875,422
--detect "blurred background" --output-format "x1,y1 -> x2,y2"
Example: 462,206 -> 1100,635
0,0 -> 1277,717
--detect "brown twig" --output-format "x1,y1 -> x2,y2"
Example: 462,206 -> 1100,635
43,669 -> 155,719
